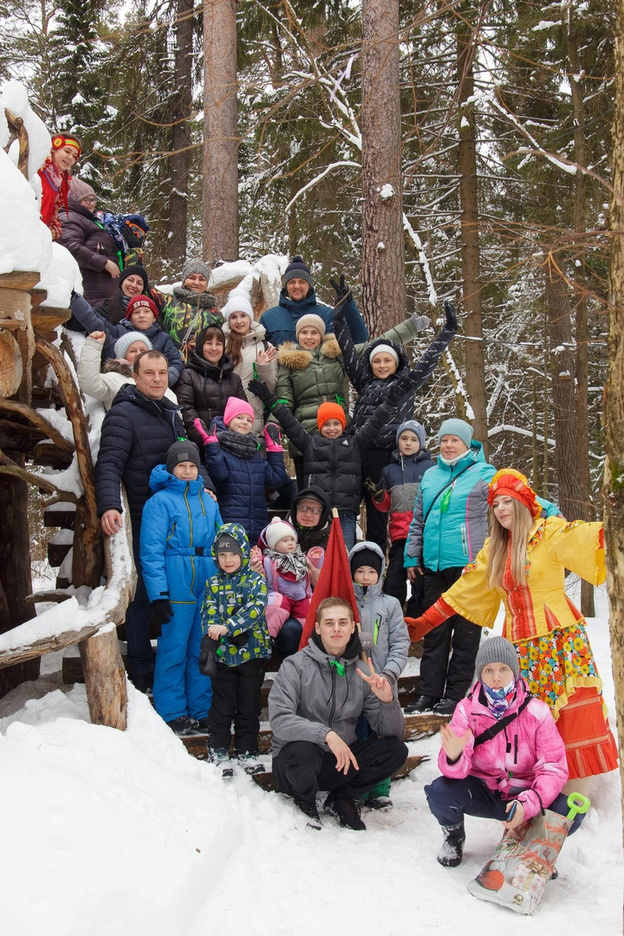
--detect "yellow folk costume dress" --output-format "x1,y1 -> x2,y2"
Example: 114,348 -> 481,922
433,517 -> 617,779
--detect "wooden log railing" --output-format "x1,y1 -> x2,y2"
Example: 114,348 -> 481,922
0,492 -> 136,729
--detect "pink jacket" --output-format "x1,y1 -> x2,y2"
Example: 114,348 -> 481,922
438,679 -> 568,821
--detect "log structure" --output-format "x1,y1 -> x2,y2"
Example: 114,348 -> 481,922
0,114 -> 132,728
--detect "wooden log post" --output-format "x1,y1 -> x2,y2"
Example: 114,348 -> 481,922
79,626 -> 127,730
35,336 -> 102,588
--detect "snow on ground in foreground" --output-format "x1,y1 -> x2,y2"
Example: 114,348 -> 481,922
0,586 -> 621,936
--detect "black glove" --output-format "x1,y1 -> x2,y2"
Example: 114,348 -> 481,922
151,598 -> 173,629
198,633 -> 219,678
443,300 -> 458,331
386,374 -> 414,406
329,275 -> 352,317
248,378 -> 278,408
230,631 -> 249,648
364,477 -> 384,500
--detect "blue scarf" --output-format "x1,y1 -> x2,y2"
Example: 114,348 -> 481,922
482,680 -> 516,720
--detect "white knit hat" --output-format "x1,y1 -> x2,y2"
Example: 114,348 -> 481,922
221,295 -> 254,323
264,517 -> 297,550
369,343 -> 399,366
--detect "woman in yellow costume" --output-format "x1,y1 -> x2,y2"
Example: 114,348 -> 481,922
406,468 -> 618,781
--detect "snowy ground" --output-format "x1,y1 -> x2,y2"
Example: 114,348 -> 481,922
0,584 -> 621,936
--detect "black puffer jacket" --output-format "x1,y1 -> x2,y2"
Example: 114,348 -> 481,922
58,196 -> 120,305
270,399 -> 399,513
175,349 -> 247,448
335,318 -> 456,450
95,384 -> 186,534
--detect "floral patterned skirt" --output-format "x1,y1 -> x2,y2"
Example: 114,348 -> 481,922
515,620 -> 618,779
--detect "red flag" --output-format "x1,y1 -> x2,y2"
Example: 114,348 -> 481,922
299,514 -> 359,648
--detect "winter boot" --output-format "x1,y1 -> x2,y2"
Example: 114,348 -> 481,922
363,778 -> 393,810
437,821 -> 466,867
166,716 -> 201,736
433,698 -> 458,716
405,695 -> 438,714
294,798 -> 322,830
324,789 -> 366,831
208,747 -> 234,779
237,754 -> 265,776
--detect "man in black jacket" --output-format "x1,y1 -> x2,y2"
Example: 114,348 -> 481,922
96,350 -> 188,691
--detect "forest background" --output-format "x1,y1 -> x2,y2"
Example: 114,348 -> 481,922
0,0 -> 613,541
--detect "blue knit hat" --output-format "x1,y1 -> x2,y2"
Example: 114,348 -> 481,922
396,420 -> 426,450
438,418 -> 473,449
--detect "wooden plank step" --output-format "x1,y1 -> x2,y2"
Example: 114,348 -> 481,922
23,589 -> 74,606
180,711 -> 448,760
47,529 -> 73,567
44,502 -> 76,529
249,754 -> 428,792
33,440 -> 73,469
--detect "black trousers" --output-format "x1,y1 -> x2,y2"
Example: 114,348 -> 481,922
362,448 -> 394,548
272,737 -> 408,804
207,658 -> 266,755
418,567 -> 482,701
384,539 -> 426,616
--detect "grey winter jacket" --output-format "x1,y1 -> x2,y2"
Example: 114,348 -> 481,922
268,637 -> 405,757
348,542 -> 410,684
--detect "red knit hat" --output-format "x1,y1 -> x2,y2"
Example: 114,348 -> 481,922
126,295 -> 158,321
51,134 -> 81,157
488,468 -> 540,517
317,402 -> 346,432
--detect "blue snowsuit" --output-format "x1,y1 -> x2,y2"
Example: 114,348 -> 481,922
140,464 -> 222,722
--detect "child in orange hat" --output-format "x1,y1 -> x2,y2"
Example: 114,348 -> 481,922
248,378 -> 413,550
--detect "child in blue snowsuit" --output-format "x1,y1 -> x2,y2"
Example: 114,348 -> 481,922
140,440 -> 222,735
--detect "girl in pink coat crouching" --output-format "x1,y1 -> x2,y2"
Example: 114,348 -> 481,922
425,636 -> 578,868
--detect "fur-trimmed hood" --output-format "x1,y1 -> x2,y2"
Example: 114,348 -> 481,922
277,335 -> 342,370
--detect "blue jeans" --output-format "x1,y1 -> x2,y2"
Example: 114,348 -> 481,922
273,616 -> 303,657
425,774 -> 583,834
338,509 -> 356,552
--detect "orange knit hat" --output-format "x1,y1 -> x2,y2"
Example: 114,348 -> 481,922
317,402 -> 346,432
487,468 -> 540,517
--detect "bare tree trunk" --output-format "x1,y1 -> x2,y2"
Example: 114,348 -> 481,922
166,0 -> 194,270
603,0 -> 624,883
456,9 -> 488,452
361,0 -> 405,333
544,260 -> 582,518
566,16 -> 595,614
203,0 -> 239,263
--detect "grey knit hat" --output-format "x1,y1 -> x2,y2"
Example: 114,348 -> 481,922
475,636 -> 519,682
180,258 -> 212,285
396,420 -> 426,450
113,331 -> 152,359
283,255 -> 313,288
166,440 -> 201,474
438,418 -> 473,449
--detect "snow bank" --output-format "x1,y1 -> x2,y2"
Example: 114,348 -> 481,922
0,147 -> 52,276
0,588 -> 620,935
0,79 -> 50,182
